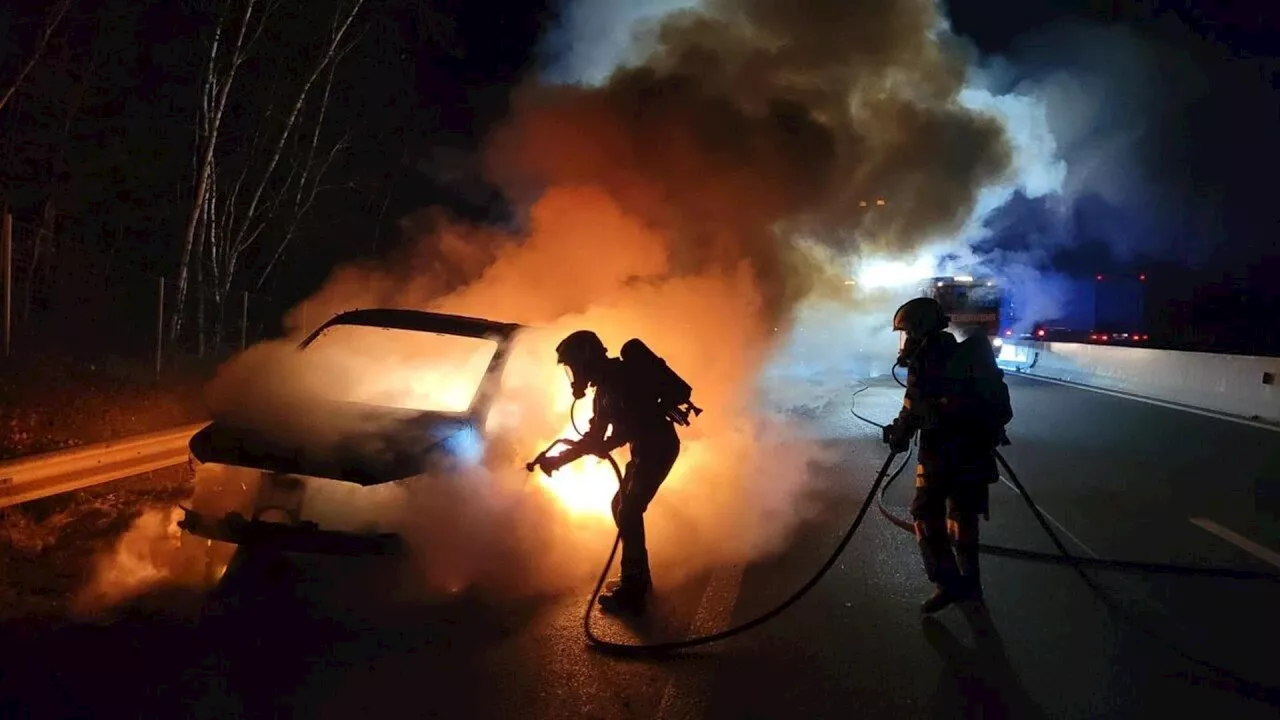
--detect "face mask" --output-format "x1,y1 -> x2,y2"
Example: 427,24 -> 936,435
565,364 -> 589,400
896,333 -> 925,368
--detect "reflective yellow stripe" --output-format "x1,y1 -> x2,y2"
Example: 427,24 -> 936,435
914,465 -> 926,487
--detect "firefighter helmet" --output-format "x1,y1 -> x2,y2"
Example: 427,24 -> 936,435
555,330 -> 607,369
892,297 -> 949,337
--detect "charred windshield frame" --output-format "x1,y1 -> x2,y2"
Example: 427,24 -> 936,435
298,309 -> 524,421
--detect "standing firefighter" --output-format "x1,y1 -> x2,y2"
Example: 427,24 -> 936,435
883,298 -> 1013,613
535,330 -> 700,615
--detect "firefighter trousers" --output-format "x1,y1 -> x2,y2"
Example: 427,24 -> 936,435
612,428 -> 680,588
910,463 -> 989,592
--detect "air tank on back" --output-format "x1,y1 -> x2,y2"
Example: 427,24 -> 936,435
620,338 -> 703,427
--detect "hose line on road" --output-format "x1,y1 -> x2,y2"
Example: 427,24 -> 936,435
550,378 -> 1275,663
852,384 -> 1280,706
850,382 -> 1280,582
529,420 -> 911,656
581,448 -> 910,656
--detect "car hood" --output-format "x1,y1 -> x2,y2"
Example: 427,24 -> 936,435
189,399 -> 477,485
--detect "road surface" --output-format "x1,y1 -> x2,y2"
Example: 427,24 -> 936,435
1,373 -> 1278,719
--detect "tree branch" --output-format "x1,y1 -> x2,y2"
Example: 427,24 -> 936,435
224,0 -> 365,260
0,0 -> 75,115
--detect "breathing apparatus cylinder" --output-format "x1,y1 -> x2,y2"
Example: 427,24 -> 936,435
620,338 -> 703,426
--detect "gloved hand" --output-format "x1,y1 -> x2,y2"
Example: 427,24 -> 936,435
537,454 -> 569,476
882,421 -> 911,453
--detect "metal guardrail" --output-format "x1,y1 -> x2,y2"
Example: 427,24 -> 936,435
0,422 -> 206,509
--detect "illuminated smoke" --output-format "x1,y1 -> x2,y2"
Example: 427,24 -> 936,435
75,506 -> 229,615
541,0 -> 700,85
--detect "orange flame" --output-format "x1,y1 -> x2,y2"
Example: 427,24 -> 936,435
532,432 -> 620,520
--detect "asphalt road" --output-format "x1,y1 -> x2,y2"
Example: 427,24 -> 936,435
2,372 -> 1278,719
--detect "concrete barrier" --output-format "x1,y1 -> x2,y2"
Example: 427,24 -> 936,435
996,341 -> 1036,372
1000,341 -> 1280,424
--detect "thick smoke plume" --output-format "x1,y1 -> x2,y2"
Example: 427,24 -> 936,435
495,0 -> 1017,323
186,0 -> 1027,600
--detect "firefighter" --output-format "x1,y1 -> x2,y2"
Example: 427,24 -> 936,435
883,297 -> 1010,614
536,330 -> 681,614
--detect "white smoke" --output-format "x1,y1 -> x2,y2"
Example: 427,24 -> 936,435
542,0 -> 703,85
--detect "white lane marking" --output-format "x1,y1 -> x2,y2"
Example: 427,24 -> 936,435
655,565 -> 745,720
998,475 -> 1100,558
1189,517 -> 1280,569
1012,371 -> 1280,433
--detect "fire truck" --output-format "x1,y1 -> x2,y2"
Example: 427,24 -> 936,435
923,273 -> 1150,345
920,275 -> 1003,340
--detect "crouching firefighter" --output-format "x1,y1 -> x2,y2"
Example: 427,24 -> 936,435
883,298 -> 1013,614
534,330 -> 702,614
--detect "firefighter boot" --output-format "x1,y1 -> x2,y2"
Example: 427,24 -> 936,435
921,579 -> 966,615
598,576 -> 651,615
916,522 -> 964,614
602,574 -> 648,594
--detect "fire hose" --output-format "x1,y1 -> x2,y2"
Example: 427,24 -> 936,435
851,382 -> 1280,703
526,387 -> 1280,672
848,382 -> 1280,582
525,395 -> 913,656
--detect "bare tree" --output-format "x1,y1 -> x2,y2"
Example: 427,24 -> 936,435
254,57 -> 352,290
0,0 -> 75,116
173,0 -> 366,346
192,0 -> 364,343
170,0 -> 269,341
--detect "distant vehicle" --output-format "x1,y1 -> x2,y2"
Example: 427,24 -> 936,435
917,272 -> 1153,350
1087,330 -> 1150,343
1036,274 -> 1149,345
920,275 -> 1002,340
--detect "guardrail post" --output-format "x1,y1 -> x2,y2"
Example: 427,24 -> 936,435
156,276 -> 165,379
3,207 -> 11,357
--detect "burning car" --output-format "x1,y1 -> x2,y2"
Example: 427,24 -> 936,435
178,308 -> 524,558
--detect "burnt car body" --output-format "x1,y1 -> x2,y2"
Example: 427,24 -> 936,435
179,308 -> 524,556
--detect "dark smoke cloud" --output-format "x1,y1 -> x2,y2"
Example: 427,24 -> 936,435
491,0 -> 1014,324
965,15 -> 1278,272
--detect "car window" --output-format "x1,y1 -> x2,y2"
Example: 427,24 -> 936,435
304,324 -> 499,413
